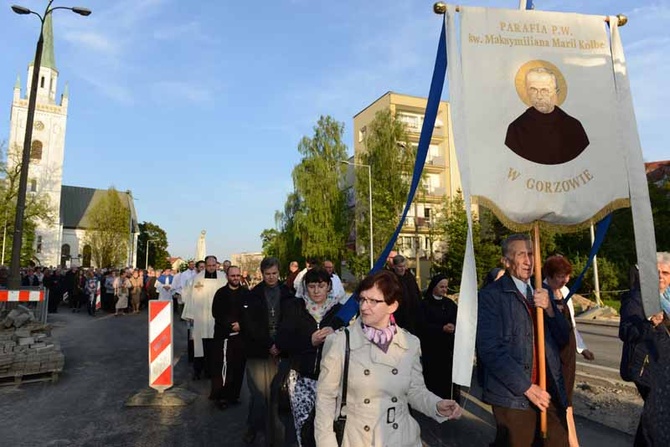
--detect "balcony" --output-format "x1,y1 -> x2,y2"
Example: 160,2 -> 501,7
402,217 -> 433,232
424,156 -> 446,173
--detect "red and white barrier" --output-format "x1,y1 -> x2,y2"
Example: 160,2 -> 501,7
0,290 -> 44,302
95,282 -> 101,310
149,300 -> 173,392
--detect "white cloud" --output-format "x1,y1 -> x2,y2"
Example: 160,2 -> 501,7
150,81 -> 216,104
153,21 -> 211,42
62,30 -> 120,57
55,0 -> 213,105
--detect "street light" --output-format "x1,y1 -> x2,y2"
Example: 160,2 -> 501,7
8,1 -> 91,288
145,239 -> 157,269
340,160 -> 374,269
1,209 -> 9,265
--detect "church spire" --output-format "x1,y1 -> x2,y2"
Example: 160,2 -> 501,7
32,13 -> 57,70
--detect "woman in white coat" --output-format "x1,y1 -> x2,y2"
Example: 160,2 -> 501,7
315,270 -> 462,447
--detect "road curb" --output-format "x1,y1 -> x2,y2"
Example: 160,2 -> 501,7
574,317 -> 620,327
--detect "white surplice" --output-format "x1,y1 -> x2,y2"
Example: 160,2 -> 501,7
181,270 -> 227,357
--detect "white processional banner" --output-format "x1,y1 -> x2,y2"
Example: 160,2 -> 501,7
458,7 -> 629,229
448,6 -> 659,387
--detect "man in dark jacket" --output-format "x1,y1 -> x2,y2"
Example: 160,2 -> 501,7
391,254 -> 422,335
477,234 -> 570,447
240,257 -> 295,445
44,269 -> 63,313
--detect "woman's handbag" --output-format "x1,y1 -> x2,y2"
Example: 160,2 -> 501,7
333,328 -> 350,446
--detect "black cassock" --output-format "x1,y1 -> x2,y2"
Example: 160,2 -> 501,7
210,284 -> 248,402
419,295 -> 460,402
505,106 -> 589,165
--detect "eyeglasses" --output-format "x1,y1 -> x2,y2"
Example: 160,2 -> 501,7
358,296 -> 386,307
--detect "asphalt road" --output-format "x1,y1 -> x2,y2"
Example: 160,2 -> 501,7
0,307 -> 633,447
576,321 -> 621,370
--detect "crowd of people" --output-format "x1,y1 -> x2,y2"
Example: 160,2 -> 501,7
3,237 -> 669,447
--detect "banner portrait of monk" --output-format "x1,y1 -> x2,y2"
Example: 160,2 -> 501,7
505,60 -> 589,165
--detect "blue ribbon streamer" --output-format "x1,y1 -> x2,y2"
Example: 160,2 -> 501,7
565,213 -> 612,302
336,21 -> 448,324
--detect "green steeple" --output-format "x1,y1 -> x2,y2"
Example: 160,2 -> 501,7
32,13 -> 56,70
15,74 -> 21,89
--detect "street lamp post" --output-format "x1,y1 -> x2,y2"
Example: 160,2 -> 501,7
145,239 -> 157,269
341,160 -> 374,269
8,2 -> 91,289
1,209 -> 8,265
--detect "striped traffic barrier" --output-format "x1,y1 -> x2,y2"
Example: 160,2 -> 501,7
0,290 -> 44,302
149,300 -> 173,392
95,282 -> 101,310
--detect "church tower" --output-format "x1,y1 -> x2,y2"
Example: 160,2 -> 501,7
7,14 -> 68,267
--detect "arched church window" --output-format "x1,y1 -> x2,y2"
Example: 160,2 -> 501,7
36,236 -> 43,254
61,244 -> 71,268
40,76 -> 45,88
30,179 -> 37,192
31,140 -> 43,161
83,245 -> 92,268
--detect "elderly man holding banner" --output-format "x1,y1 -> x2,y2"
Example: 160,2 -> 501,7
477,234 -> 570,446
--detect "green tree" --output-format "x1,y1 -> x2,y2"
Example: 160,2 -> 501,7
261,193 -> 304,274
83,187 -> 130,268
432,192 -> 500,290
260,228 -> 280,257
291,116 -> 349,263
571,254 -> 621,299
137,221 -> 170,269
0,142 -> 56,265
349,110 -> 415,277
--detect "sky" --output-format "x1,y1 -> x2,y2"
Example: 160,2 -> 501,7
0,0 -> 668,261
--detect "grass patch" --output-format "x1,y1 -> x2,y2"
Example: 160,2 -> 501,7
601,299 -> 621,313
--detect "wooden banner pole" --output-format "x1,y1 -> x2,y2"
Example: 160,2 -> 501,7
533,222 -> 547,438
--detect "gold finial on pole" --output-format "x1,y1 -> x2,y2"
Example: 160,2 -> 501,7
617,14 -> 628,27
605,14 -> 628,27
433,2 -> 447,14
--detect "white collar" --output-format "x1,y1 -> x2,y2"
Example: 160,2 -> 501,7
511,275 -> 532,297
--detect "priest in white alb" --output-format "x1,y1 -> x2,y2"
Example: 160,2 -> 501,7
182,255 -> 227,381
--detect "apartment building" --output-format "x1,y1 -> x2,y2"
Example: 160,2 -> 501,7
351,92 -> 461,283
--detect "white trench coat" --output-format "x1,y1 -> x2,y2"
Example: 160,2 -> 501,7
315,318 -> 448,447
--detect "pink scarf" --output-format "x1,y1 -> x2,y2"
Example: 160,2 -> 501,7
361,316 -> 397,353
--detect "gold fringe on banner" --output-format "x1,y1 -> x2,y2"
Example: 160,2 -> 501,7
473,195 -> 631,233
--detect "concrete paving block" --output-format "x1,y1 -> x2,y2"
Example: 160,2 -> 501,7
14,328 -> 31,338
17,337 -> 34,346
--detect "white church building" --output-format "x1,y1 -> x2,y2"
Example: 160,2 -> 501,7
6,15 -> 139,268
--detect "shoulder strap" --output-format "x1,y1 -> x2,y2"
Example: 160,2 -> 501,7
338,328 -> 350,416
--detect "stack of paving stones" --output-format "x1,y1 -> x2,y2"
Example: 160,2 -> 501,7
0,307 -> 65,383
